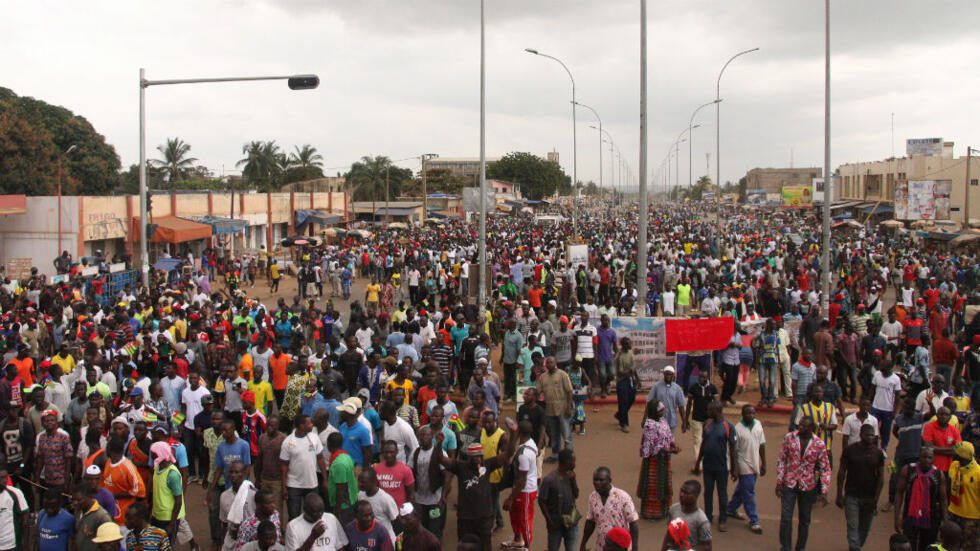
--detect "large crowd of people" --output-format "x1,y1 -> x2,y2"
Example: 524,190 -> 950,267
1,199 -> 979,551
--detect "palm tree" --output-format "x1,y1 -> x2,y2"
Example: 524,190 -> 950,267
237,140 -> 283,191
152,137 -> 198,188
289,144 -> 323,170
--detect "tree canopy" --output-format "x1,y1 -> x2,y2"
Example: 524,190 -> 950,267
345,156 -> 414,202
152,137 -> 198,187
485,151 -> 571,200
0,87 -> 121,195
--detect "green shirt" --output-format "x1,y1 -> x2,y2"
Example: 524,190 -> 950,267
204,427 -> 223,486
327,451 -> 357,511
152,464 -> 185,522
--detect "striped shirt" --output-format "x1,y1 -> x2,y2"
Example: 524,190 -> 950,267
126,526 -> 173,551
794,401 -> 838,448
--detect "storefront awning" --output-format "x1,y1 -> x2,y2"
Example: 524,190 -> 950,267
860,204 -> 894,215
195,215 -> 248,235
135,216 -> 212,244
296,209 -> 344,229
374,207 -> 416,217
0,195 -> 26,215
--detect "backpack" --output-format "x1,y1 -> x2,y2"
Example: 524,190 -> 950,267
498,444 -> 531,489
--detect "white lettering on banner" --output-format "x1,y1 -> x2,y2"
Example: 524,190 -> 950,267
566,243 -> 588,269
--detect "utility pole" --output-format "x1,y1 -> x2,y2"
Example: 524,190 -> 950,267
966,146 -> 974,225
820,0 -> 832,314
478,0 -> 488,313
637,0 -> 649,310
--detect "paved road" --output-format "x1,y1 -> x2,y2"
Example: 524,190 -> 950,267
183,271 -> 897,550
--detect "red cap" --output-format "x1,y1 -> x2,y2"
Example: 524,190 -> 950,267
606,526 -> 633,549
241,391 -> 255,403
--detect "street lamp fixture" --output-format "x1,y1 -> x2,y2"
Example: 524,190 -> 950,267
689,99 -> 722,189
573,101 -> 603,195
138,69 -> 319,287
525,47 -> 578,234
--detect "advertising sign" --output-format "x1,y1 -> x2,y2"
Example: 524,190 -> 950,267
782,185 -> 813,208
609,317 -> 669,388
907,138 -> 943,157
566,243 -> 589,270
895,180 -> 952,220
745,188 -> 767,205
462,187 -> 496,212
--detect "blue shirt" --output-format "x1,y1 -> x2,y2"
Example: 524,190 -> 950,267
301,393 -> 332,418
214,438 -> 252,488
363,407 -> 383,452
701,419 -> 736,472
38,509 -> 75,551
646,380 -> 687,430
173,441 -> 189,469
339,421 -> 373,466
596,327 -> 618,364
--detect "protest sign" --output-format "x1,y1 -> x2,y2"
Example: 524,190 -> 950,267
610,317 -> 669,388
664,316 -> 734,352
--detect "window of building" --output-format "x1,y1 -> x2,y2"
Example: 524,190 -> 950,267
866,174 -> 881,196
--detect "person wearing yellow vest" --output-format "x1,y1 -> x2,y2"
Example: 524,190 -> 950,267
480,409 -> 508,531
150,441 -> 198,550
948,441 -> 980,547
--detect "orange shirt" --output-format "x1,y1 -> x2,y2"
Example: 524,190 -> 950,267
527,287 -> 543,309
102,456 -> 146,524
238,353 -> 254,381
269,353 -> 291,390
9,357 -> 34,387
922,420 -> 961,472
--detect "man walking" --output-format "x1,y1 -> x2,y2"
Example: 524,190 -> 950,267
537,356 -> 574,462
728,404 -> 766,534
776,416 -> 831,551
836,424 -> 886,551
694,401 -> 737,532
578,467 -> 639,551
538,449 -> 579,551
646,366 -> 688,436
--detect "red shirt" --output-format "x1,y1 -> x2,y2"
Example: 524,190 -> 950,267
527,287 -> 543,309
924,288 -> 940,310
372,461 -> 415,509
922,420 -> 961,472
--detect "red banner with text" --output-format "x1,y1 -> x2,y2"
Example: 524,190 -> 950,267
664,316 -> 735,353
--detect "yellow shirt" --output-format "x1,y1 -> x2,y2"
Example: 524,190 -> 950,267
953,396 -> 971,415
481,427 -> 505,483
385,379 -> 414,405
173,319 -> 187,341
51,353 -> 76,374
270,264 -> 280,280
247,380 -> 275,415
949,460 -> 980,519
366,284 -> 381,303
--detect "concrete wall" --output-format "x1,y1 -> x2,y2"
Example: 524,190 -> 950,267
0,191 -> 349,273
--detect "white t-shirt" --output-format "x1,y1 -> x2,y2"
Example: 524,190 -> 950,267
841,412 -> 880,441
516,439 -> 539,492
280,431 -> 324,489
880,321 -> 904,343
733,419 -> 766,475
0,485 -> 27,549
357,489 -> 398,544
662,291 -> 676,315
383,417 -> 419,464
284,512 -> 347,551
915,389 -> 949,417
316,425 -> 338,473
354,327 -> 374,351
181,385 -> 212,430
872,371 -> 902,412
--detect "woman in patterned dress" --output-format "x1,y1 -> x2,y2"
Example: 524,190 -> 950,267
638,398 -> 680,519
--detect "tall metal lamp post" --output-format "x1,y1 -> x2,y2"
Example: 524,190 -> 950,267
139,70 -> 319,287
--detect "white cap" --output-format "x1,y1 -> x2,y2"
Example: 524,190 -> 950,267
85,465 -> 102,476
662,365 -> 676,374
399,503 -> 414,517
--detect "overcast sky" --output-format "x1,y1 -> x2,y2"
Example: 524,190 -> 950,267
5,1 -> 979,190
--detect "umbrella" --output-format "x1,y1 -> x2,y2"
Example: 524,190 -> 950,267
879,220 -> 904,228
321,228 -> 338,237
969,218 -> 980,229
951,233 -> 980,246
292,239 -> 309,246
387,222 -> 408,229
911,220 -> 934,229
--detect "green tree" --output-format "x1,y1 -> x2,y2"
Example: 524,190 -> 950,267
0,87 -> 121,195
152,137 -> 198,188
237,140 -> 283,191
487,152 -> 570,200
282,144 -> 325,184
345,156 -> 413,202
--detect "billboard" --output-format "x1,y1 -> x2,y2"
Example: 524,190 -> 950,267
782,186 -> 813,208
745,188 -> 767,205
895,179 -> 952,220
907,138 -> 943,157
566,243 -> 589,269
462,187 -> 496,212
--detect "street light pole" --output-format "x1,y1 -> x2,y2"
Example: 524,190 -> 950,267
715,47 -> 759,232
636,0 -> 655,310
525,48 -> 577,234
574,102 -> 602,196
689,100 -> 721,189
479,0 -> 488,313
820,0 -> 832,313
57,144 -> 77,258
420,153 -> 438,223
138,69 -> 319,288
